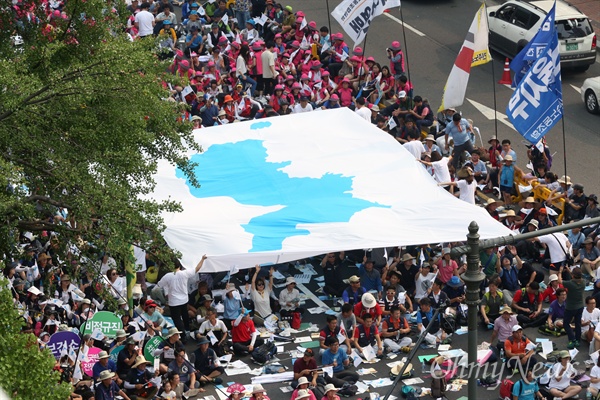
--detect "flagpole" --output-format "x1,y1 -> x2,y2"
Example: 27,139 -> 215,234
561,113 -> 568,180
398,4 -> 412,86
358,33 -> 369,88
490,60 -> 499,139
325,0 -> 332,41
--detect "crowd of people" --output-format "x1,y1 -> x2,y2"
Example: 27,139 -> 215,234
6,0 -> 600,399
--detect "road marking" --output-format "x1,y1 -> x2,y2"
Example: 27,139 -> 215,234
383,12 -> 426,37
570,84 -> 581,93
467,98 -> 516,131
503,84 -> 513,90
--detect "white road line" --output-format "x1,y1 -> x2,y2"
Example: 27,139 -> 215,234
383,12 -> 426,37
467,98 -> 516,131
503,84 -> 513,90
570,84 -> 581,93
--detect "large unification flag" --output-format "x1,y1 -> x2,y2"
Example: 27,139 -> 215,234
148,108 -> 512,273
507,34 -> 563,144
438,3 -> 492,112
331,0 -> 401,47
510,2 -> 556,87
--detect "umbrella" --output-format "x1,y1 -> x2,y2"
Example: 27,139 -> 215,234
227,384 -> 246,394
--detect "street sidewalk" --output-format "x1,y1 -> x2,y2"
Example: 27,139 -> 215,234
566,0 -> 600,49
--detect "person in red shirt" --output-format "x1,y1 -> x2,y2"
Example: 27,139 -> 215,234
504,325 -> 537,370
541,274 -> 565,303
353,293 -> 382,326
511,282 -> 547,328
231,310 -> 263,354
292,349 -> 319,388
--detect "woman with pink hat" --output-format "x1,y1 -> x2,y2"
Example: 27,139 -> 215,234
334,78 -> 354,108
386,40 -> 405,77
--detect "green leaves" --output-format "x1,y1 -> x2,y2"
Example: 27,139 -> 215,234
0,278 -> 72,399
0,0 -> 199,267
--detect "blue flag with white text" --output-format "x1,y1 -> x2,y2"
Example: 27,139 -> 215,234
510,2 -> 556,87
507,34 -> 562,145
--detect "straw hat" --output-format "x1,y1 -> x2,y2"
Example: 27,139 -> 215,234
252,384 -> 266,395
98,370 -> 115,380
361,293 -> 376,308
132,355 -> 151,368
324,384 -> 339,393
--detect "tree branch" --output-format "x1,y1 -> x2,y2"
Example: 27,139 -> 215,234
25,195 -> 71,209
17,220 -> 81,233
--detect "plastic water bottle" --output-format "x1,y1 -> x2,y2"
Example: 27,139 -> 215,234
587,389 -> 592,400
500,348 -> 505,362
421,360 -> 427,373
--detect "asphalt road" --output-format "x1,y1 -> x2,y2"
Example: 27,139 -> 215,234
169,3 -> 598,400
286,0 -> 600,194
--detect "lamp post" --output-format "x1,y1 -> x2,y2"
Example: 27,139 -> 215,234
452,216 -> 600,400
460,221 -> 486,398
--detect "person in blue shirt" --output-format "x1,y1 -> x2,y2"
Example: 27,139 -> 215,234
185,26 -> 204,57
359,258 -> 382,298
92,351 -> 122,385
512,368 -> 543,400
320,94 -> 341,110
200,96 -> 219,127
546,288 -> 566,330
443,112 -> 474,170
342,275 -> 367,305
321,338 -> 359,388
222,283 -> 242,328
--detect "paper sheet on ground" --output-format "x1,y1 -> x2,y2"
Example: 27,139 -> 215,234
418,354 -> 438,363
362,345 -> 377,361
541,341 -> 553,355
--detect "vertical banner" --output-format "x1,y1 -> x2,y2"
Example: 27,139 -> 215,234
438,3 -> 491,111
510,2 -> 556,87
507,34 -> 563,144
126,244 -> 137,317
331,0 -> 401,47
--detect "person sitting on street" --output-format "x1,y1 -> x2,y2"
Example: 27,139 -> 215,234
547,350 -> 582,400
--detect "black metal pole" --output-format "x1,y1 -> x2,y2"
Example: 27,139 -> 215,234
451,216 -> 600,257
382,306 -> 445,400
398,4 -> 411,87
325,0 -> 332,42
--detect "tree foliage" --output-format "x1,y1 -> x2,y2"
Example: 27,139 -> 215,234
0,278 -> 73,399
0,0 -> 199,266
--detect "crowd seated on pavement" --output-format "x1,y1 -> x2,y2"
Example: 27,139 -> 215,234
6,0 -> 600,399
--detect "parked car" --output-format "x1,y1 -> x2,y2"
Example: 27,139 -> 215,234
488,0 -> 597,71
581,76 -> 600,114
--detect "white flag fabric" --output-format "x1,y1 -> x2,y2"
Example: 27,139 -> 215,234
149,108 -> 512,272
331,0 -> 401,47
438,3 -> 492,111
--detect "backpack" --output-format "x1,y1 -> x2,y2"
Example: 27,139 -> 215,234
251,341 -> 277,364
499,378 -> 514,400
337,384 -> 358,397
291,312 -> 301,330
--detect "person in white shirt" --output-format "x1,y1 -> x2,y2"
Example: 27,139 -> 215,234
583,296 -> 600,352
535,232 -> 572,268
438,167 -> 477,204
279,277 -> 303,317
402,136 -> 426,160
418,151 -> 452,189
354,97 -> 371,122
547,351 -> 581,399
134,2 -> 155,38
589,358 -> 600,397
292,97 -> 313,113
157,255 -> 207,338
251,264 -> 275,322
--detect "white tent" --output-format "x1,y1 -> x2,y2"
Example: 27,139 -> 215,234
151,108 -> 512,272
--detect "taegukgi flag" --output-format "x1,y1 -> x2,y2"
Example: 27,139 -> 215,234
331,0 -> 401,47
507,34 -> 563,144
438,3 -> 492,112
510,2 -> 556,87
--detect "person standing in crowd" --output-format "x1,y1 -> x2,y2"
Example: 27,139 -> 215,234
157,255 -> 207,341
561,266 -> 586,349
